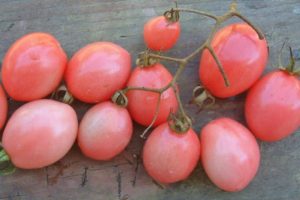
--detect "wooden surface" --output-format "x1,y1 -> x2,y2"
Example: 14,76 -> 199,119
1,0 -> 300,199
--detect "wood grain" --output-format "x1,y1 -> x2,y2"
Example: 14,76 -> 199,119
1,0 -> 300,199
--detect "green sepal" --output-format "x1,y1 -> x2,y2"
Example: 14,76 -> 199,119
0,149 -> 16,176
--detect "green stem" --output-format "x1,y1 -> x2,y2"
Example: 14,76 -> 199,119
206,45 -> 230,86
278,41 -> 286,68
184,43 -> 206,62
172,62 -> 187,83
148,53 -> 185,64
172,85 -> 191,127
140,94 -> 162,139
280,46 -> 299,75
123,85 -> 170,94
232,12 -> 264,40
173,8 -> 217,20
288,46 -> 295,72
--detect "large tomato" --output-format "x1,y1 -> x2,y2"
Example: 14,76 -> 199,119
0,85 -> 8,129
199,23 -> 268,98
143,122 -> 200,183
126,63 -> 178,127
245,70 -> 300,141
2,32 -> 67,101
144,16 -> 180,51
201,118 -> 260,192
65,42 -> 131,103
78,101 -> 133,160
2,99 -> 78,169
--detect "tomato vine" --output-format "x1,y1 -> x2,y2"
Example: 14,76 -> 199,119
112,1 -> 265,138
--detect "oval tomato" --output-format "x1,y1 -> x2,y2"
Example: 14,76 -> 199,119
199,23 -> 268,98
126,63 -> 178,127
2,99 -> 78,169
245,70 -> 300,141
2,32 -> 67,101
201,118 -> 260,192
143,122 -> 200,183
0,85 -> 8,129
144,16 -> 180,51
78,101 -> 133,160
65,42 -> 131,103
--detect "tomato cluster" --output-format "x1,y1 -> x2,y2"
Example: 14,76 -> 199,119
0,3 -> 299,194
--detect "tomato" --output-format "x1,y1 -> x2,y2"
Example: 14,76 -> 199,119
2,99 -> 78,169
126,63 -> 178,127
143,122 -> 200,183
201,118 -> 260,192
78,101 -> 133,160
199,23 -> 268,98
0,85 -> 8,129
144,16 -> 180,51
245,70 -> 300,142
65,42 -> 131,103
2,32 -> 67,101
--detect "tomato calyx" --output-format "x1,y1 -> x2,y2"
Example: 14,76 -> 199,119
279,47 -> 300,76
0,146 -> 16,176
191,86 -> 215,109
51,85 -> 74,104
111,90 -> 128,107
136,51 -> 160,68
164,9 -> 180,23
163,1 -> 180,23
168,112 -> 191,134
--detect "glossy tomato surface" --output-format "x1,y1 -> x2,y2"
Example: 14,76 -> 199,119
144,16 -> 180,51
0,85 -> 8,129
126,63 -> 178,127
143,122 -> 200,183
199,23 -> 268,98
65,42 -> 131,103
245,70 -> 300,142
2,32 -> 67,101
201,118 -> 260,192
2,99 -> 78,169
78,101 -> 133,160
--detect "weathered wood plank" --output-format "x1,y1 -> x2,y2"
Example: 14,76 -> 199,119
0,0 -> 300,199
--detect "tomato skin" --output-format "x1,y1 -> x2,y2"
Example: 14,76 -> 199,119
144,16 -> 180,51
245,71 -> 300,142
2,32 -> 67,101
2,99 -> 78,169
143,122 -> 200,183
0,85 -> 8,129
126,63 -> 178,127
78,101 -> 133,160
65,42 -> 131,103
201,118 -> 260,192
199,23 -> 268,98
